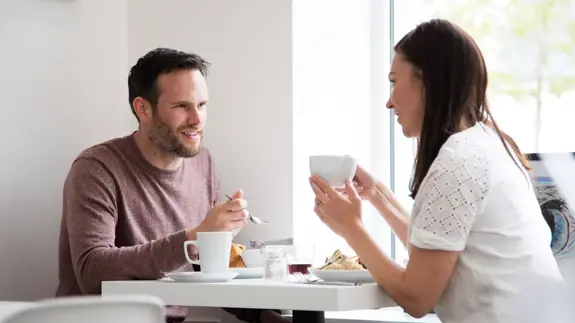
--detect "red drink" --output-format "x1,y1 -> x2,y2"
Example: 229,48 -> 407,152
288,263 -> 311,274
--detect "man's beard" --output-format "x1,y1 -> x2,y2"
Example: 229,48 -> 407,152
148,117 -> 202,158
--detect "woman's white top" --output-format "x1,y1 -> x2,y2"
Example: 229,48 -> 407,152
408,123 -> 564,323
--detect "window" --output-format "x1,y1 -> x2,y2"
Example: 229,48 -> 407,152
296,0 -> 574,265
292,0 -> 393,262
391,0 -> 575,265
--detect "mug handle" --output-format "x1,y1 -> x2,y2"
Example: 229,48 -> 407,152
184,240 -> 200,264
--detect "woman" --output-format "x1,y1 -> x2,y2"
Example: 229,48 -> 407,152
309,19 -> 563,322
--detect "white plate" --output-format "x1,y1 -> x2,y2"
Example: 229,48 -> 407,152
309,269 -> 375,284
229,267 -> 264,279
163,271 -> 238,283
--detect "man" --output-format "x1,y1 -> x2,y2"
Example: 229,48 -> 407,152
56,48 -> 288,323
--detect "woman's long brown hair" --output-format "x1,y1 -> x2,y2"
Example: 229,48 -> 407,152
394,19 -> 531,199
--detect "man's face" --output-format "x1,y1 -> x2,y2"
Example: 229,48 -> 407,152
146,69 -> 209,158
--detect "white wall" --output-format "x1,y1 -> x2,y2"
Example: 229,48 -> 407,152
127,0 -> 389,252
0,0 -> 133,301
0,0 -> 388,311
127,0 -> 295,244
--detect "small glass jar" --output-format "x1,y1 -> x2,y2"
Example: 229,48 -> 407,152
287,244 -> 316,275
261,245 -> 289,280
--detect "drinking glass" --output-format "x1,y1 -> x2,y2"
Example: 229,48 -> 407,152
287,244 -> 316,275
261,245 -> 289,280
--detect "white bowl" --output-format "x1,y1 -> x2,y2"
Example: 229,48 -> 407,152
309,155 -> 357,187
241,249 -> 264,268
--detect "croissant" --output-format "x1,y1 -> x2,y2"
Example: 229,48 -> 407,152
318,249 -> 366,271
229,243 -> 247,268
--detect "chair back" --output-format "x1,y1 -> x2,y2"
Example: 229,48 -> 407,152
1,295 -> 165,323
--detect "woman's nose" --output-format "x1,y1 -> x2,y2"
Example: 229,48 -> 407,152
386,97 -> 394,110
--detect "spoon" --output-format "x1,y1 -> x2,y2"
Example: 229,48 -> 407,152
225,194 -> 269,224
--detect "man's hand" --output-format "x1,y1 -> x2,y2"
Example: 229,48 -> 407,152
187,190 -> 247,239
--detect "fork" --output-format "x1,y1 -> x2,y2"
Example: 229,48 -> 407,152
291,272 -> 317,282
225,194 -> 269,224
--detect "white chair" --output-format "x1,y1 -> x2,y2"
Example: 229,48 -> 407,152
1,295 -> 165,323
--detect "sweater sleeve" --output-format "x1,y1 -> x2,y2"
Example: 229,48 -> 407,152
208,150 -> 221,206
63,157 -> 188,294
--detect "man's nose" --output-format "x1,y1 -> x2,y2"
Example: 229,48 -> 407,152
187,107 -> 201,125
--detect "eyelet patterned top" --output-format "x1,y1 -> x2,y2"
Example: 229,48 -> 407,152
408,123 -> 564,323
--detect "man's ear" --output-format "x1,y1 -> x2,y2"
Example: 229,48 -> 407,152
132,97 -> 152,123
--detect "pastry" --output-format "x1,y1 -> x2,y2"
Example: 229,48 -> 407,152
317,249 -> 366,270
229,243 -> 247,268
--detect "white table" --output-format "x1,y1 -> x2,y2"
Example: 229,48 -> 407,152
0,302 -> 32,322
102,279 -> 397,323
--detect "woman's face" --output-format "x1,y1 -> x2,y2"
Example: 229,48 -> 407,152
386,53 -> 424,138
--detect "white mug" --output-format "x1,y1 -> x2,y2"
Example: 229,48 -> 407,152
309,155 -> 357,187
184,231 -> 232,274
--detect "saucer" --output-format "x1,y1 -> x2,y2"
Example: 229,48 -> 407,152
229,267 -> 264,279
163,271 -> 238,283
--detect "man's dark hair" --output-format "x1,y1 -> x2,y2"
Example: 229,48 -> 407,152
127,48 -> 210,122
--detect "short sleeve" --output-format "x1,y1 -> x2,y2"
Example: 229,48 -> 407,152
409,143 -> 490,251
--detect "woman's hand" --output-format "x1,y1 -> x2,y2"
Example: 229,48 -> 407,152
309,175 -> 364,239
353,165 -> 379,200
336,164 -> 382,201
345,165 -> 397,202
